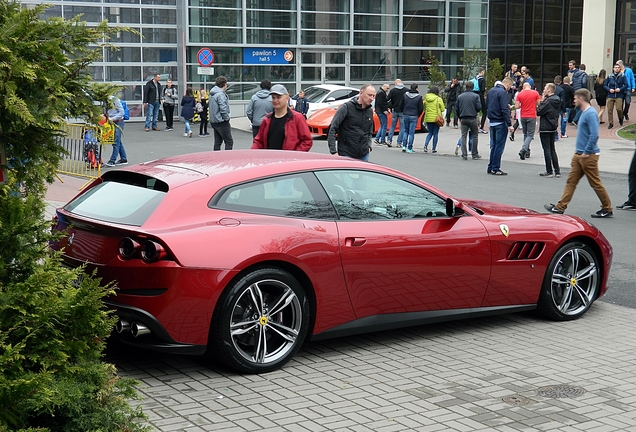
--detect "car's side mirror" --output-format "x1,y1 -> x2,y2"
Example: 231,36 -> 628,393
446,198 -> 465,217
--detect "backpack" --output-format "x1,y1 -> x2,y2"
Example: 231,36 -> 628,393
195,101 -> 204,113
121,100 -> 130,120
470,77 -> 480,93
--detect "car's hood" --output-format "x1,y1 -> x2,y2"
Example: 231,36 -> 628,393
460,199 -> 540,216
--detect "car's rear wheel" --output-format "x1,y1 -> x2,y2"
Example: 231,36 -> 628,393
537,242 -> 600,320
210,267 -> 309,373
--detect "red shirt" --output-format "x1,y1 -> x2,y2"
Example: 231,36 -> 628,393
516,89 -> 541,118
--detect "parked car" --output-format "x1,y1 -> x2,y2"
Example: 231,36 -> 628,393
307,105 -> 427,136
52,150 -> 612,374
291,84 -> 359,118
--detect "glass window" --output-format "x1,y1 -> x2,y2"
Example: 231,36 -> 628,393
64,180 -> 167,227
404,16 -> 445,32
63,6 -> 102,22
37,5 -> 62,19
88,65 -> 104,81
301,0 -> 349,12
245,10 -> 295,28
142,8 -> 177,24
354,32 -> 398,47
190,0 -> 240,6
449,18 -> 487,34
301,30 -> 349,45
106,0 -> 140,3
190,8 -> 241,26
354,15 -> 399,31
190,27 -> 242,44
245,0 -> 296,10
354,0 -> 398,14
315,170 -> 447,221
450,1 -> 488,18
105,46 -> 141,62
111,27 -> 142,43
107,66 -> 142,82
142,27 -> 177,44
213,173 -> 335,220
247,29 -> 296,45
302,12 -> 349,30
403,1 -> 445,16
106,7 -> 140,23
141,0 -> 177,4
143,47 -> 177,62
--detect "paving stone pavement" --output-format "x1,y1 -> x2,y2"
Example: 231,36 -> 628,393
106,301 -> 636,432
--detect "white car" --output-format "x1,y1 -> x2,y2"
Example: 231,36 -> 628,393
292,84 -> 359,118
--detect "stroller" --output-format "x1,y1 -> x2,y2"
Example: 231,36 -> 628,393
83,128 -> 102,168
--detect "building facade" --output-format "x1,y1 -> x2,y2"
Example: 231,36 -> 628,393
20,0 -> 627,120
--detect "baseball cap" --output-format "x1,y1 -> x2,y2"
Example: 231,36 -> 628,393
269,84 -> 288,95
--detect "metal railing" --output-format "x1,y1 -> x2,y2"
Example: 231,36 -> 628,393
57,123 -> 114,188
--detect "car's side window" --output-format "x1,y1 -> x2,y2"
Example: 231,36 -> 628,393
212,172 -> 336,219
330,90 -> 353,101
315,170 -> 447,220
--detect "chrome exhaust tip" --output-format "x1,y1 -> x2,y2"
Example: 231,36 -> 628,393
131,322 -> 151,337
115,320 -> 131,334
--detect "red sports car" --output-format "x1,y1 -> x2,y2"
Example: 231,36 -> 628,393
52,151 -> 612,373
307,106 -> 427,136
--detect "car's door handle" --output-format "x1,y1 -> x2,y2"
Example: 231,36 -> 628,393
345,237 -> 367,247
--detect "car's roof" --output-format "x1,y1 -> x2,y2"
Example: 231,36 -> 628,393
113,150 -> 387,190
306,84 -> 358,91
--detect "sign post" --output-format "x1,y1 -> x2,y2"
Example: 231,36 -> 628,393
197,48 -> 215,91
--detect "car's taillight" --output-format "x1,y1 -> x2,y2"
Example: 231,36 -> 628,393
118,237 -> 140,260
140,240 -> 166,263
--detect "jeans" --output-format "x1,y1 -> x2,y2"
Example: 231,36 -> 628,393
624,91 -> 632,116
145,102 -> 160,129
487,123 -> 508,173
607,97 -> 624,125
520,118 -> 536,154
387,111 -> 403,144
163,104 -> 175,129
539,132 -> 560,175
211,121 -> 234,150
108,121 -> 127,163
424,122 -> 440,150
375,112 -> 388,142
561,108 -> 571,135
460,117 -> 479,157
556,154 -> 612,212
402,115 -> 418,150
183,118 -> 191,135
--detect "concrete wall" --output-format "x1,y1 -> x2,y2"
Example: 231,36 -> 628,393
581,0 -> 617,75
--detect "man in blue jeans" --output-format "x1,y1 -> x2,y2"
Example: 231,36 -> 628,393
105,95 -> 127,167
486,77 -> 514,175
386,79 -> 408,147
143,74 -> 162,131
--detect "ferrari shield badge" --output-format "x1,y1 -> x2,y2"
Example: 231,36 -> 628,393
499,224 -> 509,237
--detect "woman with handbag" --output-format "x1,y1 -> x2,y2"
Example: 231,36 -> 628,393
422,86 -> 445,153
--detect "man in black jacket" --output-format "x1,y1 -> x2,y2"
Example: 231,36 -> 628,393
456,81 -> 482,160
444,77 -> 462,128
386,79 -> 408,147
143,74 -> 162,131
536,83 -> 562,177
328,84 -> 376,161
374,83 -> 390,145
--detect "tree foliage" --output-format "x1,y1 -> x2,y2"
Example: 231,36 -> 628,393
460,47 -> 488,82
0,1 -> 147,430
427,55 -> 447,96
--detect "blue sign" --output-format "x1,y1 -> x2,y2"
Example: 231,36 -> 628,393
243,48 -> 294,65
197,48 -> 214,67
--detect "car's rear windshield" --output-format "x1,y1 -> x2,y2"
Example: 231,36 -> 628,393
64,180 -> 167,226
303,87 -> 330,103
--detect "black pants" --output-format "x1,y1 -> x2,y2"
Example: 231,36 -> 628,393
445,101 -> 458,126
211,121 -> 234,150
199,114 -> 208,135
252,125 -> 260,138
164,104 -> 175,129
628,148 -> 636,204
540,132 -> 560,175
479,96 -> 487,129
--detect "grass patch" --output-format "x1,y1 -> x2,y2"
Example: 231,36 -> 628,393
617,123 -> 636,141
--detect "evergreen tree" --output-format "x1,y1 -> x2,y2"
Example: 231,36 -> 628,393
0,2 -> 147,430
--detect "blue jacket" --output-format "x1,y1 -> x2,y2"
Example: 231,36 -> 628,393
486,84 -> 511,127
604,72 -> 627,98
400,90 -> 423,117
623,67 -> 635,92
575,107 -> 600,155
571,70 -> 588,91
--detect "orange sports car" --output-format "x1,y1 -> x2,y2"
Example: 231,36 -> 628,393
307,106 -> 427,136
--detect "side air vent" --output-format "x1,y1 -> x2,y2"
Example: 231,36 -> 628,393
507,242 -> 545,260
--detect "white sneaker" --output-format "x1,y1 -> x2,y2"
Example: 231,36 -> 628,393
183,133 -> 188,137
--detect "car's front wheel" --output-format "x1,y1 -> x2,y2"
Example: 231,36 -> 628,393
210,267 -> 310,373
537,242 -> 600,320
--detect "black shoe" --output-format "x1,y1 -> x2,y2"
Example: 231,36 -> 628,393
518,151 -> 526,160
625,114 -> 630,121
544,203 -> 564,214
509,133 -> 515,141
591,209 -> 613,218
472,155 -> 482,160
539,172 -> 554,177
115,159 -> 128,165
616,202 -> 636,210
609,124 -> 614,129
491,170 -> 508,176
620,120 -> 624,126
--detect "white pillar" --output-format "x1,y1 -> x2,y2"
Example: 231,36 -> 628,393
581,0 -> 617,75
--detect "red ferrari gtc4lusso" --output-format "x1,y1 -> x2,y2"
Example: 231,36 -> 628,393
52,150 -> 612,373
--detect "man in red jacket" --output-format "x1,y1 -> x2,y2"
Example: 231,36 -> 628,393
252,84 -> 312,151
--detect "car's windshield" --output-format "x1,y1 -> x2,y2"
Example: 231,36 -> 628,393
303,87 -> 330,103
64,181 -> 166,226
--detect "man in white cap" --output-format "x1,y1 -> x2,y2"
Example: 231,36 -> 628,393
252,84 -> 312,151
